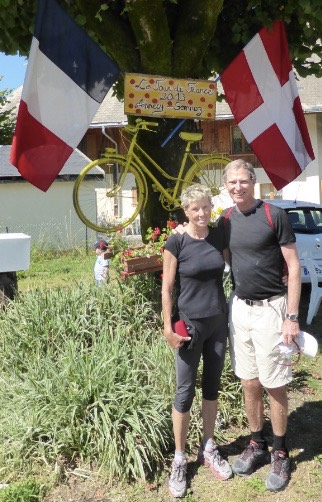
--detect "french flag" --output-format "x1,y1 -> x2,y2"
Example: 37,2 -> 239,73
10,0 -> 120,192
221,21 -> 315,190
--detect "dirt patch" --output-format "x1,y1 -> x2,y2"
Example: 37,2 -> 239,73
43,285 -> 322,501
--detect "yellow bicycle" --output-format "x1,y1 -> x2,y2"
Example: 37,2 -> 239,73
73,119 -> 231,233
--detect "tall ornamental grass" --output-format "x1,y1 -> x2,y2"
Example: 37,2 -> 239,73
0,279 -> 173,482
0,274 -> 242,483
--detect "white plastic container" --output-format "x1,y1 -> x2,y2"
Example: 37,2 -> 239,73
0,233 -> 31,272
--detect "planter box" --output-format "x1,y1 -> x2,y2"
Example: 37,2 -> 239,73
123,254 -> 163,275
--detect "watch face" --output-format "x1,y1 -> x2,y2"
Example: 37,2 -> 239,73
287,314 -> 298,321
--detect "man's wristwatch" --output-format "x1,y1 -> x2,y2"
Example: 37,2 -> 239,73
286,313 -> 299,322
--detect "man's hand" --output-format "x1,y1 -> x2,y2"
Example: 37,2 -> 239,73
172,223 -> 187,235
282,318 -> 300,345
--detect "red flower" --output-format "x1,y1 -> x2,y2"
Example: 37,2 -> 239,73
167,220 -> 178,229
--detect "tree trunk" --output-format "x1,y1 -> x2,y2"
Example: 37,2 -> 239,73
132,117 -> 199,238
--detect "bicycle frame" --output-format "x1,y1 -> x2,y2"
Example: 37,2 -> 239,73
73,119 -> 230,233
115,123 -> 208,205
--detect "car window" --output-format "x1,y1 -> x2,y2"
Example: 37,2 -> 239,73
312,210 -> 322,225
286,209 -> 322,234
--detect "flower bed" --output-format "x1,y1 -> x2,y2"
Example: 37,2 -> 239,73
110,220 -> 178,278
123,254 -> 163,275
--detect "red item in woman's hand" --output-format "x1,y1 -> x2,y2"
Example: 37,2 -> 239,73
172,320 -> 189,337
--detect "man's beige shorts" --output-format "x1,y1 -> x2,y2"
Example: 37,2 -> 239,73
228,294 -> 292,388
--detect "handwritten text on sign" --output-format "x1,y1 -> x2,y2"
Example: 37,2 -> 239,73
124,74 -> 216,120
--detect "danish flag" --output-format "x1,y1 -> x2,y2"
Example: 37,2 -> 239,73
221,21 -> 315,190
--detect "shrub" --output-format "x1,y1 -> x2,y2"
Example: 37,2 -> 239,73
0,274 -> 242,482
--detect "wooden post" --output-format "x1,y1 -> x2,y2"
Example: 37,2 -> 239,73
0,272 -> 18,307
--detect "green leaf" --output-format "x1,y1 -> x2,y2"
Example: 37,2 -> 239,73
75,14 -> 86,26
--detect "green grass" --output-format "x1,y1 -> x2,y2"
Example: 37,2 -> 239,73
3,248 -> 321,501
17,247 -> 94,291
1,250 -> 244,493
0,479 -> 45,502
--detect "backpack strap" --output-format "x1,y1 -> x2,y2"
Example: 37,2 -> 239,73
225,202 -> 274,228
263,202 -> 288,275
263,201 -> 274,229
224,206 -> 235,224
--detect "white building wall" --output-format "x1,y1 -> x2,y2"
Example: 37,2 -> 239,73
0,181 -> 96,248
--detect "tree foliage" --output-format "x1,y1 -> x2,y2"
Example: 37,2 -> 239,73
0,0 -> 321,82
0,80 -> 15,144
0,0 -> 321,230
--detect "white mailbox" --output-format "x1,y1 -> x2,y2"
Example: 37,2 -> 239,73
0,233 -> 31,272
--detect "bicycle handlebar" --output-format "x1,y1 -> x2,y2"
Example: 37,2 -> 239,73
135,118 -> 159,129
124,119 -> 159,134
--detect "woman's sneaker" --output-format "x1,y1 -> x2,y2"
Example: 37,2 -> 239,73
232,440 -> 269,476
169,459 -> 187,498
266,450 -> 291,492
197,445 -> 233,480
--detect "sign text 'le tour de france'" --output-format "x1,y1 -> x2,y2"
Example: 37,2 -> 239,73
124,73 -> 217,120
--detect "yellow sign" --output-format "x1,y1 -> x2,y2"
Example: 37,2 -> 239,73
124,73 -> 216,120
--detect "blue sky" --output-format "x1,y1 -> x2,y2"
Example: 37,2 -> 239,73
0,53 -> 27,91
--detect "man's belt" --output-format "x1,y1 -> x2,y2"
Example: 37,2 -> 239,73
237,293 -> 285,307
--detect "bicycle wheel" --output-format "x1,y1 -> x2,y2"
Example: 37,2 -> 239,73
185,154 -> 231,196
73,156 -> 146,233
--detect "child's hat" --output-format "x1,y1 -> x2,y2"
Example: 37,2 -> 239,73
94,239 -> 109,251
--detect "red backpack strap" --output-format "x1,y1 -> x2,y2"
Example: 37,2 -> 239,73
264,201 -> 274,229
225,202 -> 273,227
264,202 -> 288,274
224,206 -> 235,224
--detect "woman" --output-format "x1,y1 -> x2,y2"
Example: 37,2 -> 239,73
162,184 -> 232,498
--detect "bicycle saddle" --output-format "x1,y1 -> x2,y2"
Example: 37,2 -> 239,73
179,132 -> 203,142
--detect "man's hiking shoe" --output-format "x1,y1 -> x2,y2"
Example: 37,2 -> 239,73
232,440 -> 269,476
197,445 -> 233,480
266,450 -> 291,492
169,459 -> 187,498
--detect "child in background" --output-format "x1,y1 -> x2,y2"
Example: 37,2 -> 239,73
94,240 -> 110,286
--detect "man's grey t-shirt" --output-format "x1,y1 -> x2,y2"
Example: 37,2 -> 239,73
220,201 -> 295,300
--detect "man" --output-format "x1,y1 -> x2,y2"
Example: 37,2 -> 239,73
220,159 -> 301,492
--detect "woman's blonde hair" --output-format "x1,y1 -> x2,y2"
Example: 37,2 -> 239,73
180,184 -> 212,209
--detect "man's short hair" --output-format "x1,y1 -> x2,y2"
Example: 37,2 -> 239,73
223,159 -> 256,183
